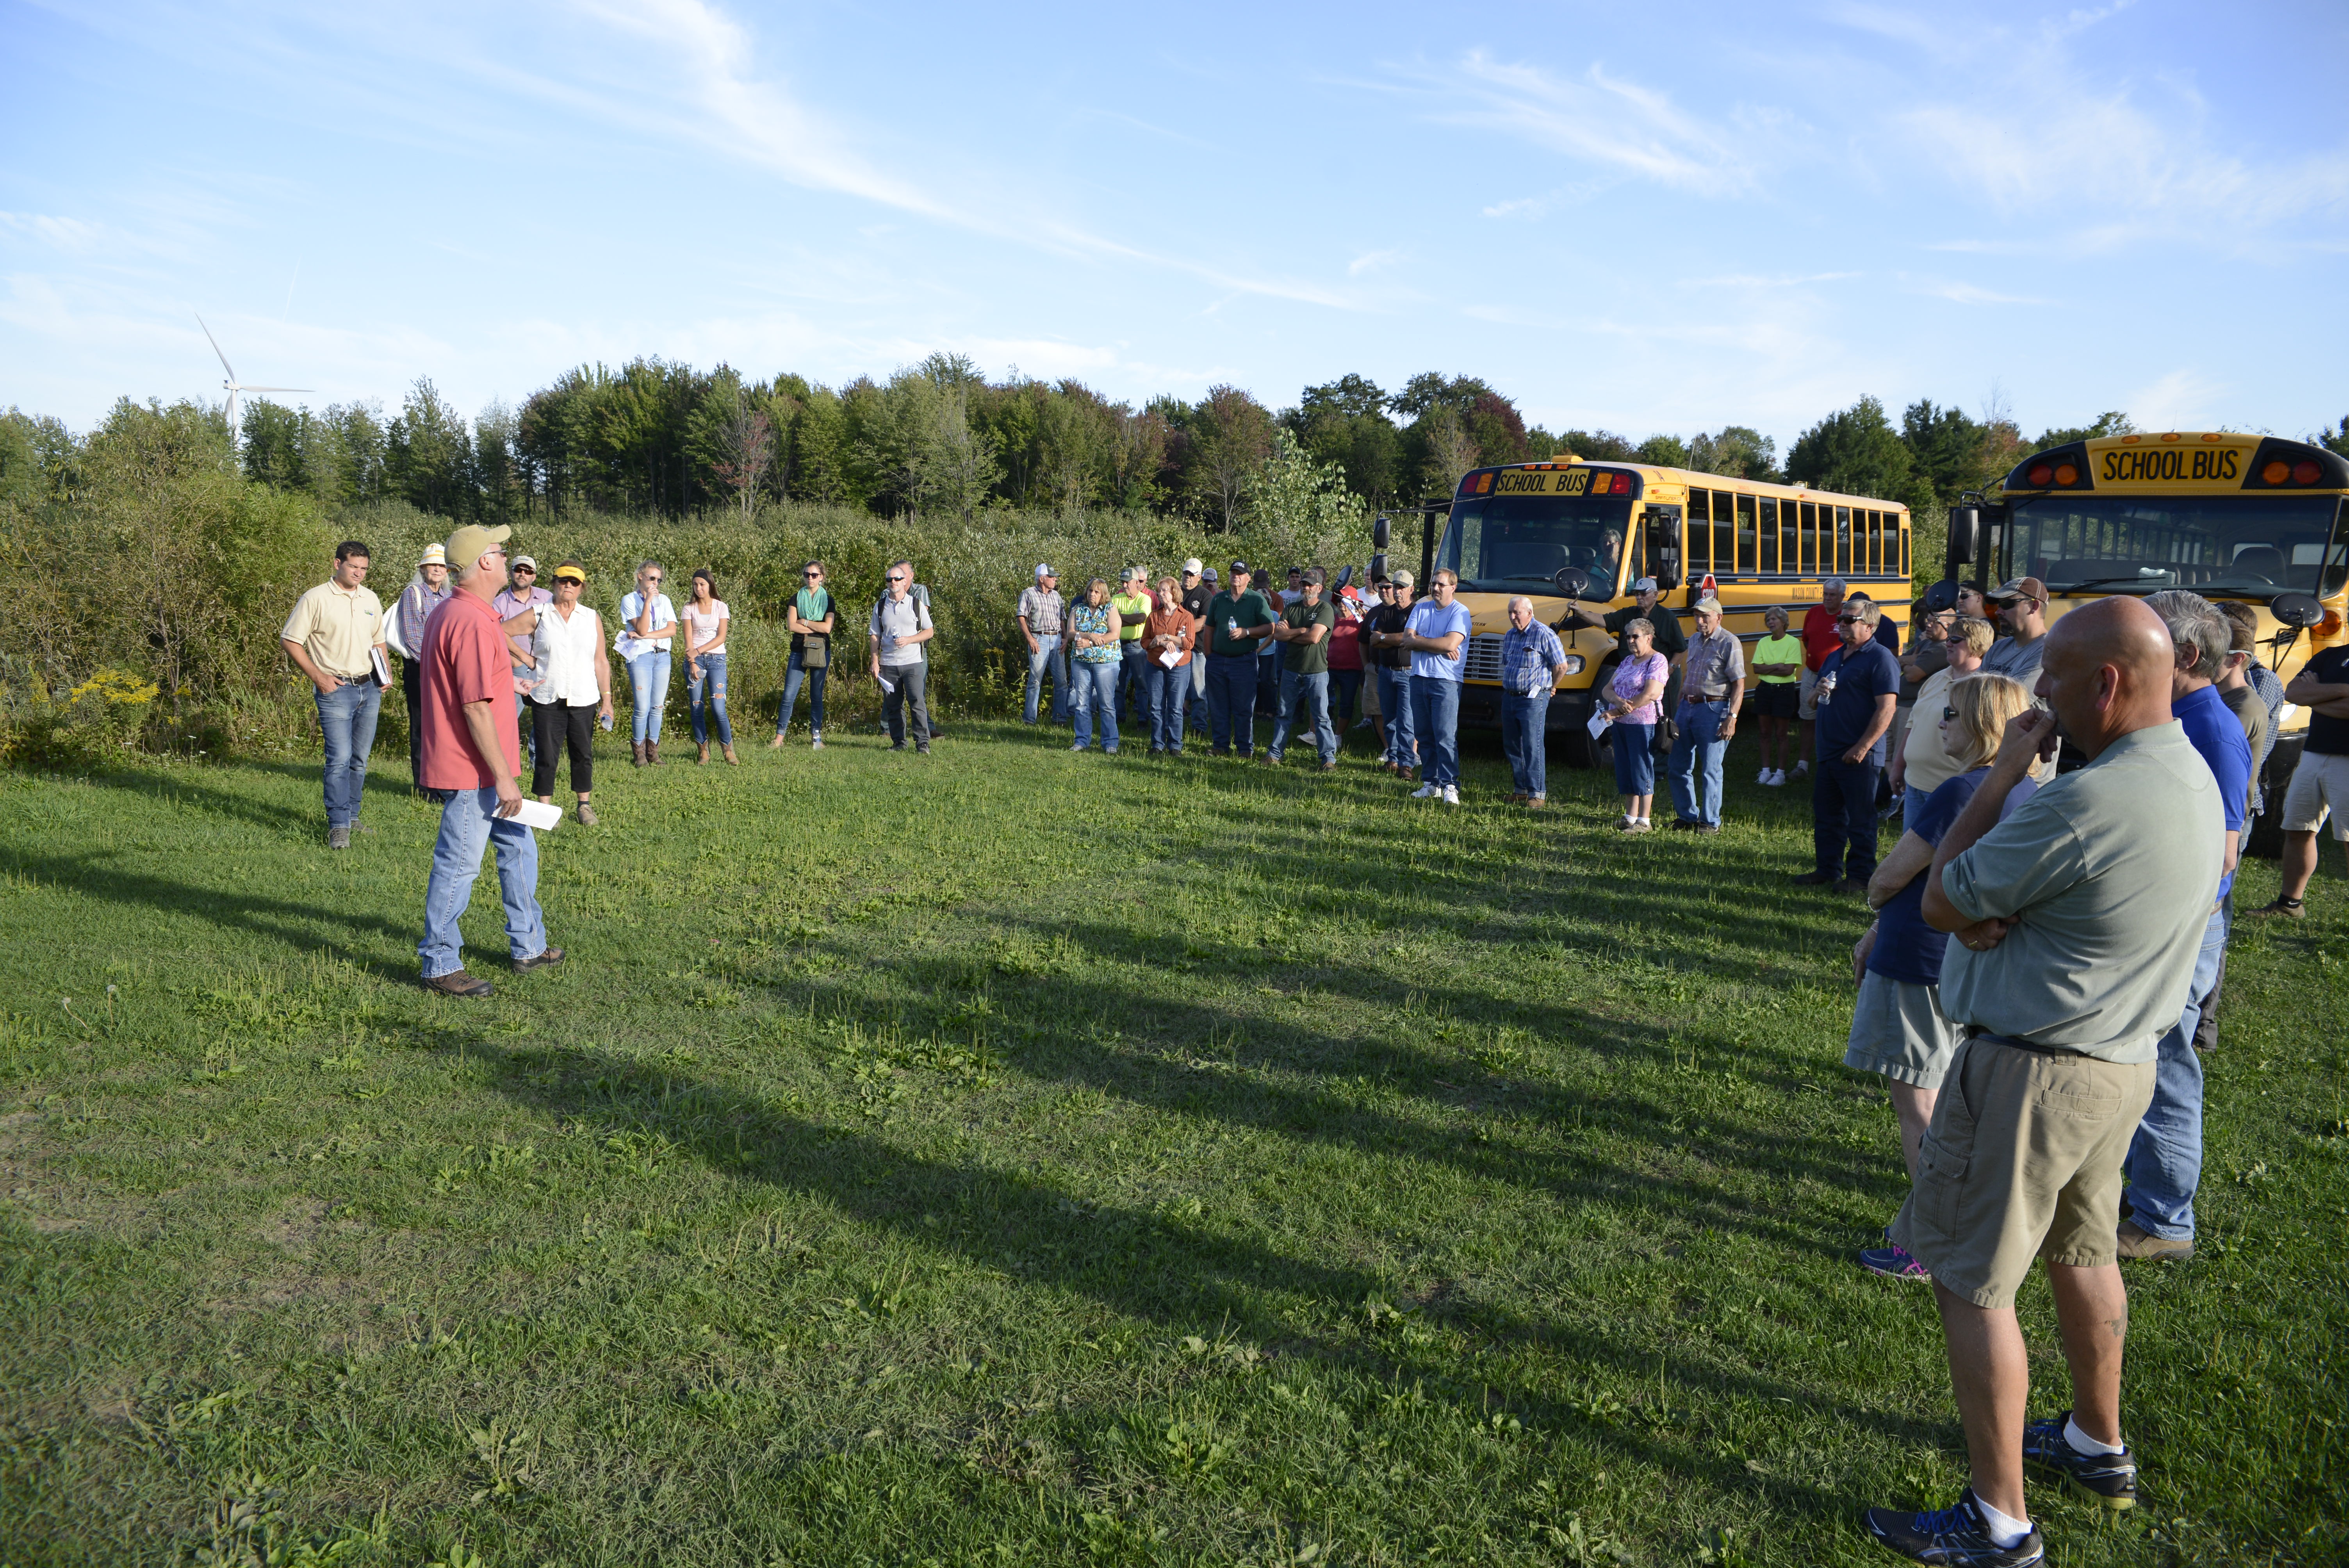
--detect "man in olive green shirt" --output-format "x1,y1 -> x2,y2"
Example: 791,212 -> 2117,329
1204,562 -> 1276,756
1863,599 -> 2220,1566
1266,567 -> 1338,768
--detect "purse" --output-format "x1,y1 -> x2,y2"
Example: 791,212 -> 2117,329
800,633 -> 829,668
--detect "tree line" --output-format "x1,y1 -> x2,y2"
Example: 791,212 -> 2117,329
8,362 -> 2346,531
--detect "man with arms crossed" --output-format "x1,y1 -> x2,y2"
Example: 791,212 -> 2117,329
2248,621 -> 2349,919
281,539 -> 389,849
416,525 -> 563,998
1397,568 -> 1472,805
1864,598 -> 2221,1565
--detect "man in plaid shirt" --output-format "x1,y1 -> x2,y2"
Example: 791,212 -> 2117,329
1500,595 -> 1570,808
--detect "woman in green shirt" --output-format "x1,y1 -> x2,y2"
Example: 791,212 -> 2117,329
1751,606 -> 1804,786
1068,578 -> 1123,755
772,560 -> 834,750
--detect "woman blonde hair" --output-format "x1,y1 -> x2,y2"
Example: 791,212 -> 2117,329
1941,672 -> 2032,771
1949,614 -> 1996,657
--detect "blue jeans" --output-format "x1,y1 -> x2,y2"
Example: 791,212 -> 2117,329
1118,643 -> 1149,723
1144,659 -> 1189,750
314,678 -> 382,829
1206,654 -> 1257,754
1024,634 -> 1069,724
1668,698 -> 1731,825
1502,691 -> 1550,798
2124,903 -> 2228,1240
1187,656 -> 1208,734
777,649 -> 827,736
627,650 -> 671,743
1256,650 -> 1280,715
1270,669 -> 1336,763
1409,674 -> 1461,787
1071,660 -> 1120,751
417,784 -> 548,978
1812,755 -> 1881,878
1378,666 -> 1416,766
687,651 -> 732,747
1330,668 -> 1364,729
1611,721 -> 1656,796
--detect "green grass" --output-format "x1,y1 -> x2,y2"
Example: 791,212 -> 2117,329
1,717 -> 2343,1567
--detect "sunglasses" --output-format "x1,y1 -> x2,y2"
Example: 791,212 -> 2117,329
1837,616 -> 1863,625
804,570 -> 823,578
1942,707 -> 1958,721
513,565 -> 535,573
645,574 -> 663,583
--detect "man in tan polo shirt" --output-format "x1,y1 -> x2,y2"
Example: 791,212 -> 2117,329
1861,598 -> 2222,1566
280,540 -> 389,849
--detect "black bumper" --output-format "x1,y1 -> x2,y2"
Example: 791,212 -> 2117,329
1457,683 -> 1599,732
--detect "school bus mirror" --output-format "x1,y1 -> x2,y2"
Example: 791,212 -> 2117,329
1372,515 -> 1392,549
1947,506 -> 1981,572
2271,592 -> 2324,629
1370,552 -> 1387,582
1652,544 -> 1683,592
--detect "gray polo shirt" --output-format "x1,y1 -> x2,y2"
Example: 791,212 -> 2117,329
1682,626 -> 1745,700
1938,722 -> 2222,1062
870,591 -> 932,668
1979,631 -> 2046,689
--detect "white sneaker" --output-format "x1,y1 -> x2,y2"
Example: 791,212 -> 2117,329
1411,782 -> 1438,798
1441,785 -> 1460,806
811,732 -> 824,750
1764,768 -> 1783,786
1756,766 -> 1772,784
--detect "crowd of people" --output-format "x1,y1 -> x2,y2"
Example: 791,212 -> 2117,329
277,527 -> 2336,1566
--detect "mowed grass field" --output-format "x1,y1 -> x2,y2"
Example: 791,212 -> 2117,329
1,713 -> 2343,1568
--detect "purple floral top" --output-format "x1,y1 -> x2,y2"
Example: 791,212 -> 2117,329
1609,650 -> 1670,726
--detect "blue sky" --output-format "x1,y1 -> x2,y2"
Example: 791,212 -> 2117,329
5,0 -> 2345,451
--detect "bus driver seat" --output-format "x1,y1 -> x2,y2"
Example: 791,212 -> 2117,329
2230,545 -> 2286,583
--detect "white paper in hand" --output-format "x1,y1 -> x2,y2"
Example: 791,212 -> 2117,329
1586,709 -> 1611,740
878,675 -> 896,695
512,798 -> 564,832
1157,649 -> 1182,669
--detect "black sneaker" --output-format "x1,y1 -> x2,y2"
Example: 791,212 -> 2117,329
1863,1490 -> 2042,1566
2021,1412 -> 2137,1510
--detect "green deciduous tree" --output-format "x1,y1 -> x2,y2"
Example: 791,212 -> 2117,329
1786,396 -> 1934,513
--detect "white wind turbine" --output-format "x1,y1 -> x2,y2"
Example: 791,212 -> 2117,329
196,314 -> 312,446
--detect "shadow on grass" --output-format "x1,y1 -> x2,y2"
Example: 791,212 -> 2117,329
406,1019 -> 1937,1533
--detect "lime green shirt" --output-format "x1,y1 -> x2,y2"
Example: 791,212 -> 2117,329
1112,591 -> 1150,642
1753,632 -> 1803,684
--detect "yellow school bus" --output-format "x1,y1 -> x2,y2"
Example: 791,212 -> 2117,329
1950,430 -> 2349,841
1389,458 -> 1912,761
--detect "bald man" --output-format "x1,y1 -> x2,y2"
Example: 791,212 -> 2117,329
1864,598 -> 2222,1566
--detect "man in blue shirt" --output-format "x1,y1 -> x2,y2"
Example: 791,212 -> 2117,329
1795,597 -> 1902,890
1399,568 -> 1474,805
1499,595 -> 1569,807
2121,593 -> 2251,1263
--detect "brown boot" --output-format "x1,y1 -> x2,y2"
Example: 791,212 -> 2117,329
631,741 -> 646,768
647,739 -> 661,765
722,744 -> 738,765
697,743 -> 710,765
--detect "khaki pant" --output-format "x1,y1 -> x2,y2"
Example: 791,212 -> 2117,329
1891,1035 -> 2155,1311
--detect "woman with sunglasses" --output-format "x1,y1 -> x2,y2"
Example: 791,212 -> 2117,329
1846,673 -> 2038,1281
615,560 -> 676,765
504,561 -> 612,823
1600,620 -> 1668,831
682,568 -> 735,765
1066,577 -> 1122,754
772,560 -> 834,749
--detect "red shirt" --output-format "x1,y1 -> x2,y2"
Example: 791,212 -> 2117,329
1326,595 -> 1365,670
418,588 -> 521,789
1802,603 -> 1843,672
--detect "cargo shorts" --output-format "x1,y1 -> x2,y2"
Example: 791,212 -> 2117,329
1890,1033 -> 2156,1311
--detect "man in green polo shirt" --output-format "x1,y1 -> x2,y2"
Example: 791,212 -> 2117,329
1112,566 -> 1152,726
1204,561 -> 1276,756
1267,567 -> 1338,768
1863,597 -> 2222,1567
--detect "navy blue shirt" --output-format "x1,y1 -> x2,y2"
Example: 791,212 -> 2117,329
2305,645 -> 2349,757
2174,682 -> 2251,901
1870,768 -> 2040,986
1816,638 -> 1903,764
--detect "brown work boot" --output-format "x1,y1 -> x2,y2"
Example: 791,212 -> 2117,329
422,970 -> 493,998
696,743 -> 710,765
631,741 -> 646,768
2116,1220 -> 2194,1262
2247,894 -> 2305,920
646,739 -> 661,764
512,946 -> 566,974
722,744 -> 738,765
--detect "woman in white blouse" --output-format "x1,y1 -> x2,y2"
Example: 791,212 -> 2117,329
615,560 -> 676,765
682,568 -> 735,765
503,560 -> 612,824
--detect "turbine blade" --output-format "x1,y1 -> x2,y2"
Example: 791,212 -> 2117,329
240,386 -> 314,393
194,313 -> 237,381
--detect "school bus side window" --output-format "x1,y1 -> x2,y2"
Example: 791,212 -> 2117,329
1759,499 -> 1781,573
1686,490 -> 1711,576
1735,493 -> 1757,576
1800,502 -> 1820,576
1836,506 -> 1853,574
1711,491 -> 1736,578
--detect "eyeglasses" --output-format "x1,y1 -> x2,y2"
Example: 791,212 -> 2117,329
1941,707 -> 1958,721
645,574 -> 662,583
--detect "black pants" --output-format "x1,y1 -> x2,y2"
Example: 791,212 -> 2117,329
531,701 -> 596,797
1813,756 -> 1882,879
882,662 -> 930,746
401,658 -> 426,790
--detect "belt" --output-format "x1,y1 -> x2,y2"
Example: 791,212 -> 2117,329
1688,691 -> 1730,702
1964,1027 -> 2073,1057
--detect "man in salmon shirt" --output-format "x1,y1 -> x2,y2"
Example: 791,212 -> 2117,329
1796,577 -> 1849,779
416,523 -> 563,997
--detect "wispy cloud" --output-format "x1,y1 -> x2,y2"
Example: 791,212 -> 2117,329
2128,369 -> 2224,430
1407,52 -> 1753,196
1905,277 -> 2051,306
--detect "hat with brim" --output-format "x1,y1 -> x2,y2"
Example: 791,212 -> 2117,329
511,555 -> 538,573
1632,576 -> 1658,593
552,564 -> 586,584
1693,596 -> 1724,616
1986,575 -> 2047,603
418,542 -> 447,567
444,524 -> 512,574
1182,558 -> 1203,575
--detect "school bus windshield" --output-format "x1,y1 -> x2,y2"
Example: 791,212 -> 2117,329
2008,494 -> 2349,599
1440,492 -> 1634,594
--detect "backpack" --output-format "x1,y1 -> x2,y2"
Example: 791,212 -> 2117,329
871,583 -> 933,657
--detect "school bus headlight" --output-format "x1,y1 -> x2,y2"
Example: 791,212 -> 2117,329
1562,655 -> 1585,675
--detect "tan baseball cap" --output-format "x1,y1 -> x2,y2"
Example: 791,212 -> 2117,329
1693,595 -> 1725,616
1986,575 -> 2047,603
444,524 -> 512,573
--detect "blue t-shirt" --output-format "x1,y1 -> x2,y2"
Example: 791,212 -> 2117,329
1405,599 -> 1474,681
1870,768 -> 2040,986
1816,639 -> 1903,764
2174,682 -> 2251,901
